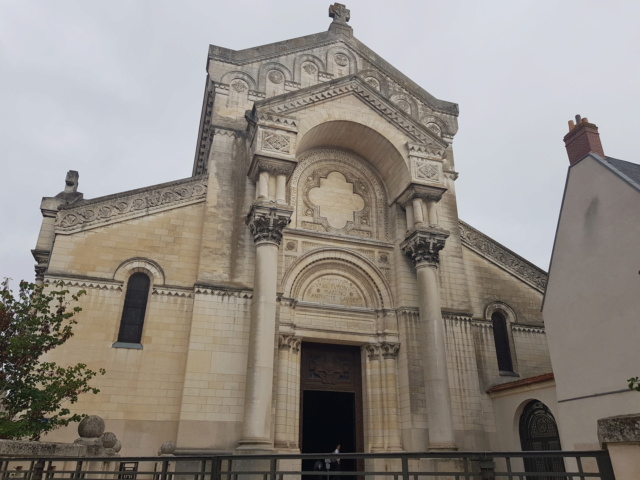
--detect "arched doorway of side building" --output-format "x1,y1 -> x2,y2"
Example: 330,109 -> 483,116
300,342 -> 363,480
519,400 -> 565,479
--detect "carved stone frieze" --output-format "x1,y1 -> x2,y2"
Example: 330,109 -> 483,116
459,220 -> 548,292
407,141 -> 447,161
246,204 -> 293,246
260,79 -> 452,147
194,285 -> 253,299
56,176 -> 208,233
253,112 -> 298,131
400,228 -> 450,267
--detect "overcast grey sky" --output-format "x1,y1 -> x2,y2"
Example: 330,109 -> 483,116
1,0 -> 639,286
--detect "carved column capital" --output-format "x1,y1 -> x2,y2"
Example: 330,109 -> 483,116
400,228 -> 449,268
365,344 -> 381,360
278,334 -> 301,353
246,204 -> 293,246
381,342 -> 400,359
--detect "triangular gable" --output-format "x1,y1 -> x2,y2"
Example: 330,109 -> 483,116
250,74 -> 449,155
55,175 -> 208,234
209,32 -> 458,116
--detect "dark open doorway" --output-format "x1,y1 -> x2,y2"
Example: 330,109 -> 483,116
300,343 -> 363,480
301,390 -> 356,475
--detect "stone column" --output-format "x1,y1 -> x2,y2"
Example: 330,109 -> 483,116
240,204 -> 293,450
381,342 -> 402,451
400,228 -> 456,450
274,334 -> 301,450
365,344 -> 384,452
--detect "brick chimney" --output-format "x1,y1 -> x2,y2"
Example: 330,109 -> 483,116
563,114 -> 604,165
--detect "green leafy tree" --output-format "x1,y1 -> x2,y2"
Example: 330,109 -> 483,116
628,377 -> 640,392
0,279 -> 105,440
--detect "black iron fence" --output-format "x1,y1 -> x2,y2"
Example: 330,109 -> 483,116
0,450 -> 615,480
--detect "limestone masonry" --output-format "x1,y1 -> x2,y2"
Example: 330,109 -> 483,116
33,3 -> 555,459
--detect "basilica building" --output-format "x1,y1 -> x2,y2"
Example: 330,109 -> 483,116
32,4 -> 555,458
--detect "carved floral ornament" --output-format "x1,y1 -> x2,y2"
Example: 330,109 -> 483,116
246,205 -> 293,246
400,229 -> 449,267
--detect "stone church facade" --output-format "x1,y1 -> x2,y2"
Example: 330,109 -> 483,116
33,4 -> 553,457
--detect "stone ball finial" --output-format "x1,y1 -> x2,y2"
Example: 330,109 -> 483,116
101,432 -> 117,449
78,415 -> 105,438
159,441 -> 176,455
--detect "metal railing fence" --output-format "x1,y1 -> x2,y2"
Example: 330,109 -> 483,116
0,450 -> 615,480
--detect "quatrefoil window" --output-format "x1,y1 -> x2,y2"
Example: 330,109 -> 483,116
308,172 -> 365,229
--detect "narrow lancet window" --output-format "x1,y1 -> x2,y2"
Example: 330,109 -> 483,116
117,273 -> 150,344
492,311 -> 514,373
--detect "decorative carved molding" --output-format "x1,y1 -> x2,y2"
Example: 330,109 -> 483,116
193,80 -> 215,176
56,176 -> 208,233
194,285 -> 253,299
152,286 -> 193,298
46,276 -> 123,292
512,324 -> 546,334
253,112 -> 298,131
459,220 -> 548,292
400,228 -> 450,267
246,204 -> 293,246
259,79 -> 451,147
407,141 -> 447,161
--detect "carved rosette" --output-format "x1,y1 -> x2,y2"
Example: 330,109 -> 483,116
400,228 -> 449,267
246,205 -> 293,246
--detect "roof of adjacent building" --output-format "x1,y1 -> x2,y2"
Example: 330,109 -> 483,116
596,154 -> 640,191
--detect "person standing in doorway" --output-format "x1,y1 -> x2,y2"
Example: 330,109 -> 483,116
325,444 -> 341,479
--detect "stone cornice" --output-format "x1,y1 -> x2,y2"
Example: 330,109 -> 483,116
56,176 -> 208,233
44,275 -> 123,292
194,284 -> 253,299
252,76 -> 449,147
459,220 -> 548,292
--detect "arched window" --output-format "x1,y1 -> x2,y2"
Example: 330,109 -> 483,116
519,400 -> 565,479
117,272 -> 150,345
492,311 -> 514,373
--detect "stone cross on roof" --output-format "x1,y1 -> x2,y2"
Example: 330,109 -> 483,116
329,3 -> 350,24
